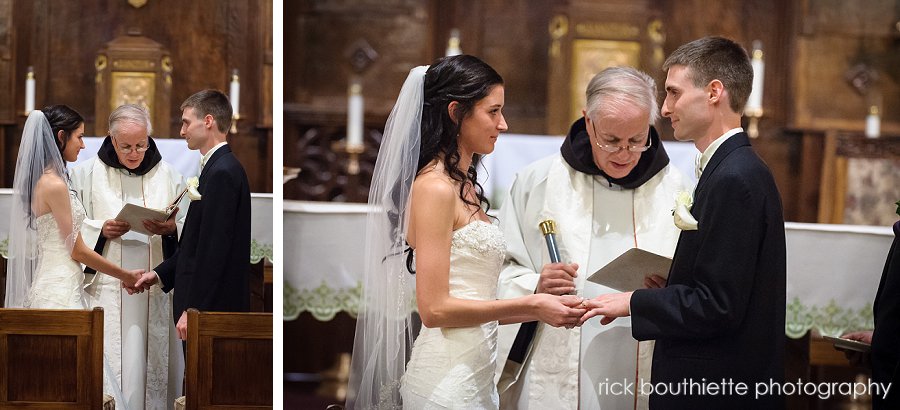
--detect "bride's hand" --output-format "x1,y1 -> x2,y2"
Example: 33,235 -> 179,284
121,269 -> 145,294
531,294 -> 587,328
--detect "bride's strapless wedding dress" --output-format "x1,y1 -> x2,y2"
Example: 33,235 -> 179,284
400,221 -> 507,409
25,191 -> 87,309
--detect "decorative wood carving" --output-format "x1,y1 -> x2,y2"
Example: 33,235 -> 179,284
284,105 -> 383,202
791,0 -> 900,135
94,30 -> 172,137
545,0 -> 662,134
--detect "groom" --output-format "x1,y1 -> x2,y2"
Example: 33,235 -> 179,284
133,89 -> 252,340
580,37 -> 786,408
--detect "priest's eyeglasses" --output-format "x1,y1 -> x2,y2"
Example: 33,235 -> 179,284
110,135 -> 150,154
588,117 -> 652,153
594,136 -> 651,153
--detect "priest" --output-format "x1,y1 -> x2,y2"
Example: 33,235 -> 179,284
70,103 -> 188,410
495,66 -> 688,409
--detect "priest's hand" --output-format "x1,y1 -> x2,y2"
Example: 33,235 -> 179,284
644,274 -> 667,289
102,219 -> 130,239
536,262 -> 579,295
580,292 -> 633,325
142,207 -> 178,236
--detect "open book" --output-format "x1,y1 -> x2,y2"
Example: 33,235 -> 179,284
586,248 -> 672,292
113,186 -> 188,236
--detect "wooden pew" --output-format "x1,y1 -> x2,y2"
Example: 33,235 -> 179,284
176,309 -> 273,409
0,307 -> 107,409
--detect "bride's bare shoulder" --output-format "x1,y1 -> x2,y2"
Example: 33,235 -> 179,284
35,171 -> 67,193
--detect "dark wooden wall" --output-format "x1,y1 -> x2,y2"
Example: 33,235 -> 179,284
0,0 -> 272,192
285,0 -> 900,223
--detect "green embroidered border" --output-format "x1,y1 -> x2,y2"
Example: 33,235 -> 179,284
283,280 -> 361,321
250,239 -> 273,264
785,297 -> 874,338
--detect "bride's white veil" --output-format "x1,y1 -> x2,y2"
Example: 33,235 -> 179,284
346,65 -> 428,409
5,110 -> 71,307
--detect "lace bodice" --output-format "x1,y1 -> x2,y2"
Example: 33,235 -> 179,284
25,191 -> 86,309
447,220 -> 507,301
35,190 -> 86,250
400,220 -> 507,409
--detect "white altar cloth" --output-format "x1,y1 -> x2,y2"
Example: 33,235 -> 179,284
284,201 -> 894,337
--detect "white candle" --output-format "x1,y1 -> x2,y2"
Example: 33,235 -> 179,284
229,69 -> 240,115
746,41 -> 764,116
347,81 -> 364,148
446,29 -> 462,57
25,66 -> 35,114
866,105 -> 880,139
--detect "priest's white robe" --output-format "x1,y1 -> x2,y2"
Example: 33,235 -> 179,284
496,153 -> 688,410
71,157 -> 188,410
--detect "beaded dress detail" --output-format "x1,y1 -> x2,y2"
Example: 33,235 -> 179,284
24,190 -> 86,309
400,221 -> 507,409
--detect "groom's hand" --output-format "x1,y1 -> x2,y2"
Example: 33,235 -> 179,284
580,292 -> 633,325
133,270 -> 159,291
176,312 -> 188,340
102,219 -> 130,239
121,269 -> 146,295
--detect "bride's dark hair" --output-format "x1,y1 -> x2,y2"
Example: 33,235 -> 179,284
41,105 -> 84,158
419,54 -> 503,215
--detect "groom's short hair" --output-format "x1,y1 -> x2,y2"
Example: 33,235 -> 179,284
663,36 -> 753,114
181,89 -> 233,134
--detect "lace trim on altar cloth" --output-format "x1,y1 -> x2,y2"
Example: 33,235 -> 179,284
250,239 -> 273,264
785,297 -> 874,338
283,281 -> 363,321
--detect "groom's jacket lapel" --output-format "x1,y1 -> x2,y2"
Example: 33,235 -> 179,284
693,132 -> 751,202
197,145 -> 233,193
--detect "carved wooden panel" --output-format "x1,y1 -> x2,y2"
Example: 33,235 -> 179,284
545,0 -> 662,134
792,0 -> 900,134
284,105 -> 383,202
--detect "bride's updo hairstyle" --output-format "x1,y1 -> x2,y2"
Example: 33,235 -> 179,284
418,54 -> 503,215
41,105 -> 84,158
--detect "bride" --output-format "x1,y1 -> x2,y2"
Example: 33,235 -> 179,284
347,55 -> 586,409
6,106 -> 146,310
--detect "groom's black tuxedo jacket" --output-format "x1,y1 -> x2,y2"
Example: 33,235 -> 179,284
630,132 -> 786,409
157,144 -> 251,321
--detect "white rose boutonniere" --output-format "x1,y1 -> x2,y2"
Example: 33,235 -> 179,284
186,176 -> 202,201
673,191 -> 698,231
